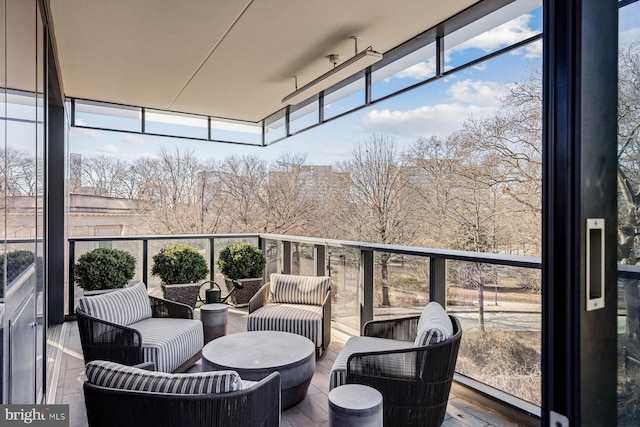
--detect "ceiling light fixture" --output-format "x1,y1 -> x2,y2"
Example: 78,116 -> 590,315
282,37 -> 383,105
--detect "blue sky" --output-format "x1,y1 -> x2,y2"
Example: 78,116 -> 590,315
68,3 -> 636,167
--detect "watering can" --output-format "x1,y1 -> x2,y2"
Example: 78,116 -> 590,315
200,280 -> 244,304
202,280 -> 222,304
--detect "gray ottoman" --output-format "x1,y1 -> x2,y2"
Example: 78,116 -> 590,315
200,303 -> 228,343
329,384 -> 383,427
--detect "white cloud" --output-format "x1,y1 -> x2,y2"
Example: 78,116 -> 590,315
455,15 -> 538,53
361,103 -> 497,139
314,146 -> 351,157
472,62 -> 488,71
394,59 -> 437,80
71,121 -> 103,139
446,79 -> 508,106
98,144 -> 118,154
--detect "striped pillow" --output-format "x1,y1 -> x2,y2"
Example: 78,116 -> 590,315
270,274 -> 331,306
413,302 -> 453,347
85,361 -> 241,394
78,282 -> 152,326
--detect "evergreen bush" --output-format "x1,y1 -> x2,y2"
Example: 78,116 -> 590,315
74,248 -> 136,291
151,243 -> 208,284
217,243 -> 266,280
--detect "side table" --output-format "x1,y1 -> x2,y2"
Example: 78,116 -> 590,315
328,384 -> 383,427
200,303 -> 228,343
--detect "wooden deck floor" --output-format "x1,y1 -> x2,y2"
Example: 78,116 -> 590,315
49,307 -> 524,427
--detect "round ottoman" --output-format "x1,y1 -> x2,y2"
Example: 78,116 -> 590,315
200,303 -> 228,343
329,384 -> 383,427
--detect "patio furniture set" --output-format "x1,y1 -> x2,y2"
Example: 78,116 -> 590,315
76,274 -> 461,426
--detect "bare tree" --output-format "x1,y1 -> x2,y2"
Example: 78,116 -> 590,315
337,134 -> 419,306
617,43 -> 640,338
217,154 -> 266,232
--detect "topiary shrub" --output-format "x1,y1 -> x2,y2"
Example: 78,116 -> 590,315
151,243 -> 209,284
74,248 -> 136,291
217,242 -> 266,280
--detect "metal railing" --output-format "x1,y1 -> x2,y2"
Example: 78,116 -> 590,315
64,232 -> 640,418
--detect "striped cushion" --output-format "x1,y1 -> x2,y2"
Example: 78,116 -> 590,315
270,274 -> 330,306
86,360 -> 241,394
247,303 -> 323,346
329,336 -> 413,389
78,282 -> 152,326
413,302 -> 453,347
131,317 -> 203,373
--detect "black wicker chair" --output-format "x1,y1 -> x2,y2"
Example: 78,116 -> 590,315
83,364 -> 281,427
76,294 -> 201,372
344,314 -> 462,427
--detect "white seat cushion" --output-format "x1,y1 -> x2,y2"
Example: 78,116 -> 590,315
78,283 -> 152,326
329,336 -> 413,389
269,274 -> 330,305
414,302 -> 453,347
247,303 -> 323,346
131,317 -> 203,373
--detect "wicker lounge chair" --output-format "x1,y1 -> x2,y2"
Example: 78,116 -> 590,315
330,302 -> 462,427
76,283 -> 203,373
83,360 -> 280,427
248,273 -> 331,356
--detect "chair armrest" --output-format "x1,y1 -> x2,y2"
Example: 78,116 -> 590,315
149,296 -> 194,319
363,315 -> 420,341
133,362 -> 156,371
76,308 -> 144,366
322,288 -> 331,349
249,283 -> 270,314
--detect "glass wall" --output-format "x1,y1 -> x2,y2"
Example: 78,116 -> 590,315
617,0 -> 640,424
1,0 -> 47,404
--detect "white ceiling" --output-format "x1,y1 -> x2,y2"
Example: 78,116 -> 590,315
49,0 -> 477,123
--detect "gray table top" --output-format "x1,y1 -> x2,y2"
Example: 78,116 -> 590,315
202,331 -> 314,370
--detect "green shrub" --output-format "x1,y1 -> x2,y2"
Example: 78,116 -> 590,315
1,250 -> 44,297
217,243 -> 266,280
74,248 -> 136,291
151,243 -> 209,284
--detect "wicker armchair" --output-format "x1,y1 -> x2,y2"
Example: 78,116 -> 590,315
76,283 -> 203,372
83,361 -> 281,427
332,313 -> 462,427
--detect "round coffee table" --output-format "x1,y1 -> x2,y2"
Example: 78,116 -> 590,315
202,331 -> 315,409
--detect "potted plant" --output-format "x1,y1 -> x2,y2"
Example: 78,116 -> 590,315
74,247 -> 136,294
217,242 -> 266,307
151,243 -> 209,308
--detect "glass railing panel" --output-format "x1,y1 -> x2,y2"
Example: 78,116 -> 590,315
213,237 -> 260,297
144,109 -> 208,139
445,0 -> 542,70
264,239 -> 280,278
72,240 -> 144,308
147,238 -> 209,299
371,42 -> 437,101
328,247 -> 360,333
210,117 -> 262,145
372,252 -> 430,319
447,260 -> 541,406
324,76 -> 365,120
291,242 -> 315,276
74,99 -> 141,132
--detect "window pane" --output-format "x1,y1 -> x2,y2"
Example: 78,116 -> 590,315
145,109 -> 208,139
324,77 -> 365,120
445,0 -> 542,70
290,99 -> 319,134
372,43 -> 437,100
210,118 -> 262,145
265,110 -> 286,144
75,99 -> 141,132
